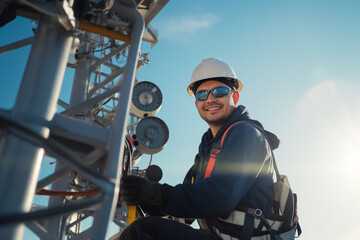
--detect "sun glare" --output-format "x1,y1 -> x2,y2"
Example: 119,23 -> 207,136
297,80 -> 360,176
291,80 -> 360,239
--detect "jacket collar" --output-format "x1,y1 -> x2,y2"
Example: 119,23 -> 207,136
201,105 -> 263,145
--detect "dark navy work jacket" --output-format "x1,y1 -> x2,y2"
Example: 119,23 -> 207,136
163,106 -> 275,222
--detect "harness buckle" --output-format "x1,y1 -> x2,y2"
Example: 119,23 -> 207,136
254,208 -> 262,217
248,208 -> 263,218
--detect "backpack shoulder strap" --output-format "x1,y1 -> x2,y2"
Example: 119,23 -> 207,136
242,121 -> 281,181
219,121 -> 244,147
204,121 -> 282,181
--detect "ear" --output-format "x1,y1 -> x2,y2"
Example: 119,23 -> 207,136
232,91 -> 239,105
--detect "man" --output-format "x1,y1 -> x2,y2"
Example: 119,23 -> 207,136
119,58 -> 277,240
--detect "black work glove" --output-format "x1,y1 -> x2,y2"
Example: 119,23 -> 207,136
120,175 -> 162,206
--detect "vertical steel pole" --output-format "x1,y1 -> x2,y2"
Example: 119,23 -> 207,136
0,14 -> 73,240
45,33 -> 92,240
69,34 -> 92,107
90,3 -> 144,239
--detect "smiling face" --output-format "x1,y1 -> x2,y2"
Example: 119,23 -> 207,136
195,80 -> 239,135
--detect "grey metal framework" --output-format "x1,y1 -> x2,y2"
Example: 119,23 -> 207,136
0,0 -> 169,239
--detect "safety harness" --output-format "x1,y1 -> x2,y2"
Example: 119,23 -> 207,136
200,121 -> 301,240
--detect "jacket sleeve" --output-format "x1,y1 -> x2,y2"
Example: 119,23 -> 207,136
161,123 -> 273,219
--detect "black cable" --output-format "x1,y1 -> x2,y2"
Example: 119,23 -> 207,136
92,44 -> 115,53
0,193 -> 104,225
0,114 -> 110,185
102,97 -> 112,106
76,44 -> 118,60
122,137 -> 133,176
0,114 -> 122,224
0,114 -> 107,224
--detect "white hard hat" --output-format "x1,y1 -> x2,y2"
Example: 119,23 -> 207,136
187,58 -> 243,97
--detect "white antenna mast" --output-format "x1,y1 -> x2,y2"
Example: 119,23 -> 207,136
0,0 -> 169,239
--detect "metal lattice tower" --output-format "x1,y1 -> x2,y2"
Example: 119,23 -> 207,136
0,0 -> 169,239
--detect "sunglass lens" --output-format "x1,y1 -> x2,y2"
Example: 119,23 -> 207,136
195,91 -> 209,101
212,87 -> 230,98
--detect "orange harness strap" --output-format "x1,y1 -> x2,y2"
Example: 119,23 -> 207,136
204,121 -> 244,179
204,148 -> 220,179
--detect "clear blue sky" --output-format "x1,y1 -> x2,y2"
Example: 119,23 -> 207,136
1,0 -> 360,239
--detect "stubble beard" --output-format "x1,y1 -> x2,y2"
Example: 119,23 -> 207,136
201,112 -> 229,128
200,105 -> 236,128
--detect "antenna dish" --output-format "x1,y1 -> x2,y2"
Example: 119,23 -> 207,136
133,117 -> 169,154
131,81 -> 162,117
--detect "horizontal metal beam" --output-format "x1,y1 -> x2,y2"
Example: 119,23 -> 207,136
0,37 -> 33,54
78,22 -> 131,43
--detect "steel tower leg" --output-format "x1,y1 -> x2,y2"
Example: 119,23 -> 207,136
45,32 -> 92,240
0,14 -> 73,240
69,35 -> 92,107
90,3 -> 145,239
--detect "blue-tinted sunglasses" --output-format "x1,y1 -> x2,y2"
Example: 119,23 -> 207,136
195,86 -> 232,101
